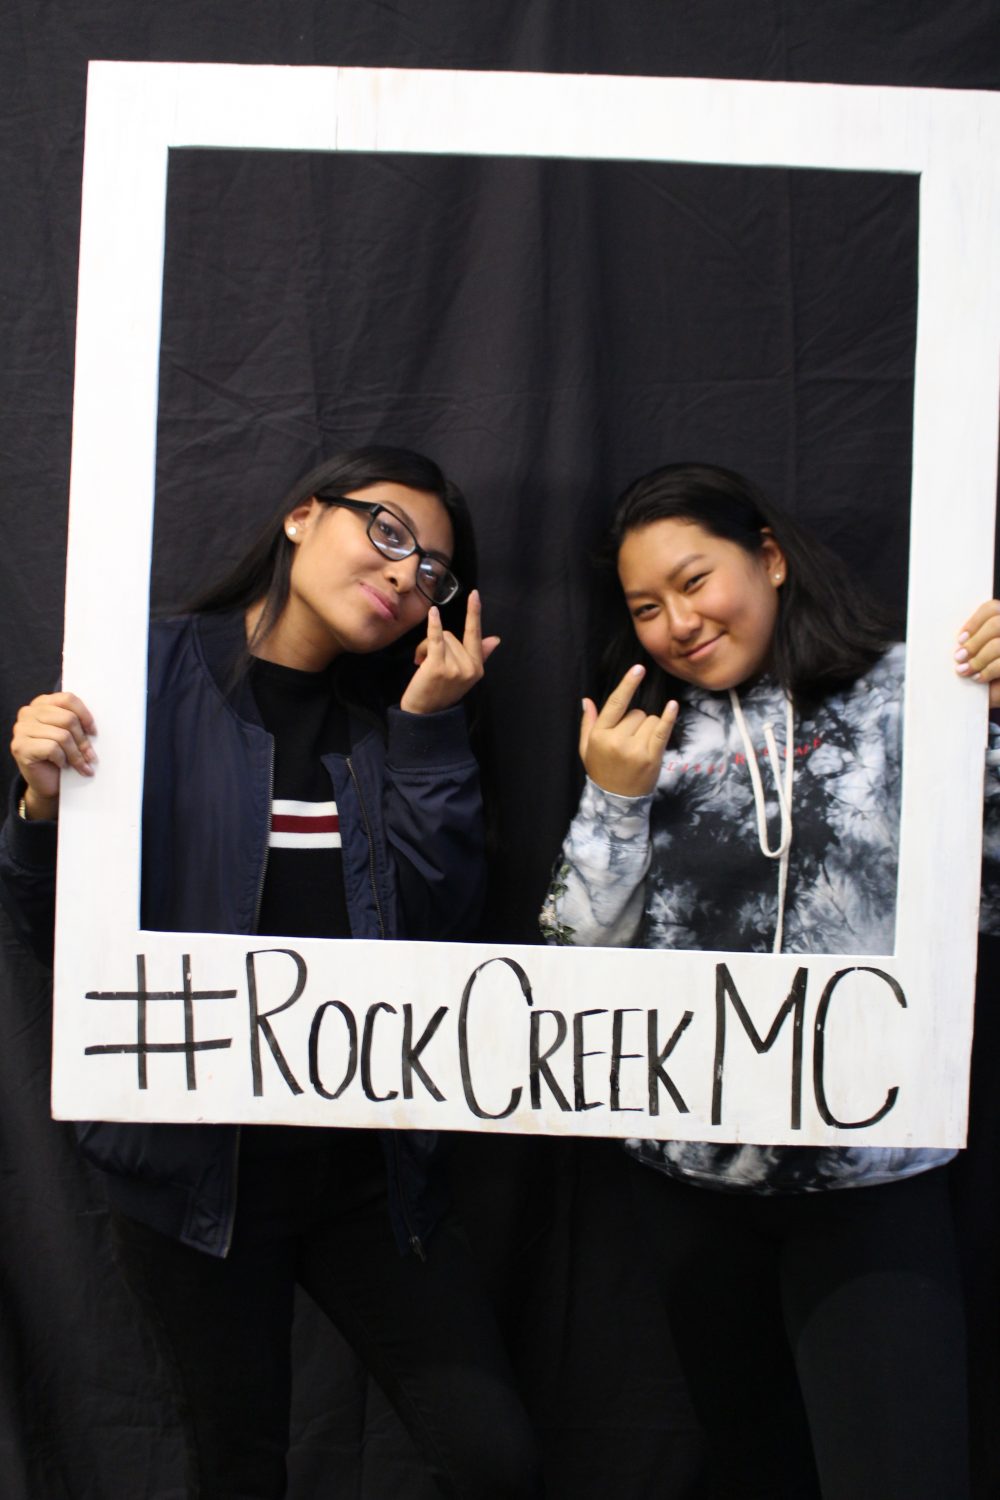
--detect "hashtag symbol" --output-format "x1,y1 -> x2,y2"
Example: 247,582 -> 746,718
85,954 -> 235,1090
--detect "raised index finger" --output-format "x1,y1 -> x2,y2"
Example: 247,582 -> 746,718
414,605 -> 445,671
461,588 -> 483,661
597,665 -> 646,727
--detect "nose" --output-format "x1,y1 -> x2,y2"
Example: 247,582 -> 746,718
383,553 -> 421,595
665,594 -> 701,641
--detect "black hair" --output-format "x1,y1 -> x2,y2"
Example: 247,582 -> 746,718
187,445 -> 477,666
601,461 -> 897,711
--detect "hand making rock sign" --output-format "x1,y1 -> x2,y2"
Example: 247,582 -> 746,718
578,665 -> 678,797
402,588 -> 500,715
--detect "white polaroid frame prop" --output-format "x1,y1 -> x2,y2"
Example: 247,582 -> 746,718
54,64 -> 1000,1145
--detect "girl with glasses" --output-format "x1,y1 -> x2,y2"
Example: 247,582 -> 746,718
1,446 -> 540,1499
541,460 -> 1000,1500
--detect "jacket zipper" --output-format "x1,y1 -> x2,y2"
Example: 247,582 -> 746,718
346,755 -> 424,1257
220,1125 -> 242,1258
224,738 -> 275,1257
251,738 -> 275,934
389,1134 -> 426,1260
346,755 -> 387,940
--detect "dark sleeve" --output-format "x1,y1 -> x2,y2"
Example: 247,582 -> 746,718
980,717 -> 1000,935
383,705 -> 486,941
0,777 -> 58,966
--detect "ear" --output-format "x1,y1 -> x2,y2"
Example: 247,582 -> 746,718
759,529 -> 787,589
284,496 -> 323,542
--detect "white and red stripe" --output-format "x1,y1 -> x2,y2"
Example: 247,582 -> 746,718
269,798 -> 341,849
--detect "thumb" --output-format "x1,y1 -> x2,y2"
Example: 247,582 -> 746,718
578,697 -> 598,763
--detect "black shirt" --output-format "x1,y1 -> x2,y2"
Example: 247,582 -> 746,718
249,656 -> 352,940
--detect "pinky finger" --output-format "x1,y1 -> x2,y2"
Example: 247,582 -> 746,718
653,699 -> 680,741
462,588 -> 484,660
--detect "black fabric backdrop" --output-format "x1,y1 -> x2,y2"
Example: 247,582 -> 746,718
1,3 -> 998,1497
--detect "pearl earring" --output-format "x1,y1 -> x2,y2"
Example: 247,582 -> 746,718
287,525 -> 297,537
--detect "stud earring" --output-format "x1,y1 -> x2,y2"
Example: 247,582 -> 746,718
287,526 -> 298,537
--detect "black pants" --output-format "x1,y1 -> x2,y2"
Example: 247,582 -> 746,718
111,1129 -> 541,1500
627,1159 -> 969,1500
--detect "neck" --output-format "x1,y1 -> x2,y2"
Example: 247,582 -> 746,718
245,601 -> 341,672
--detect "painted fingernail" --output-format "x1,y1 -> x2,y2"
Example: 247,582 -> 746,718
958,631 -> 970,643
955,648 -> 969,662
956,662 -> 971,675
630,664 -> 644,676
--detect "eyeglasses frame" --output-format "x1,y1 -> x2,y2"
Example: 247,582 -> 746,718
312,492 -> 460,607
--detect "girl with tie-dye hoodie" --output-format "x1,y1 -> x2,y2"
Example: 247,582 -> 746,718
541,461 -> 1000,1500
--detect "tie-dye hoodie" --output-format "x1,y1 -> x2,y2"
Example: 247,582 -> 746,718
540,644 -> 1000,1192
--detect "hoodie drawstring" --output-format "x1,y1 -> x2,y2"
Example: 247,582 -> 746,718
728,689 -> 795,954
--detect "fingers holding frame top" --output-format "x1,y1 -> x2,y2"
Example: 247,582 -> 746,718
956,599 -> 1000,708
10,691 -> 98,816
579,666 -> 679,797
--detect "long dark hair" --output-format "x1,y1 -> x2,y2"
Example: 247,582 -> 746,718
188,445 -> 477,661
601,462 -> 897,711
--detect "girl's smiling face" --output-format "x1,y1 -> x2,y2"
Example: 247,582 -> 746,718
256,483 -> 454,671
617,517 -> 785,691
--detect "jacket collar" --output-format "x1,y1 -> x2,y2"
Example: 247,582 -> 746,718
190,608 -> 390,741
191,609 -> 264,726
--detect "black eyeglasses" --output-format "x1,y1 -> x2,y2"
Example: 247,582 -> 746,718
315,494 -> 460,607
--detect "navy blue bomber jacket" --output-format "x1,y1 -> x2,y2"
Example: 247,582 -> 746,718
0,611 -> 487,1257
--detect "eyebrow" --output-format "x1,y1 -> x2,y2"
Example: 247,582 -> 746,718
622,552 -> 707,597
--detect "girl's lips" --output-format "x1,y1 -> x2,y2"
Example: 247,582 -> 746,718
682,634 -> 722,662
359,582 -> 398,622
